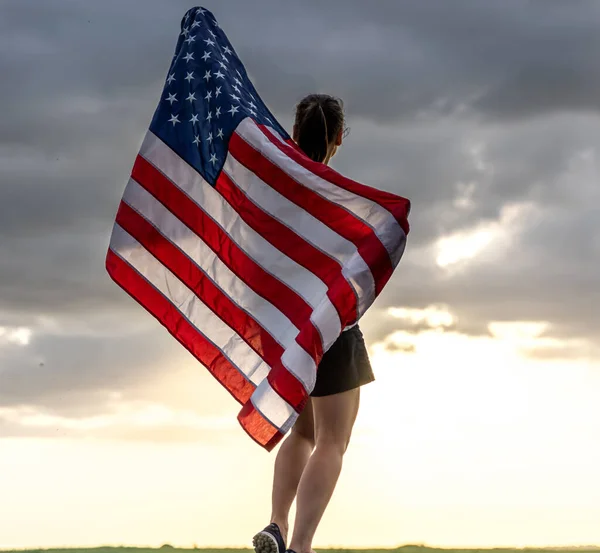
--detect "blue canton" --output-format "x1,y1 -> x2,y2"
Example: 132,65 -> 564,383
149,6 -> 290,186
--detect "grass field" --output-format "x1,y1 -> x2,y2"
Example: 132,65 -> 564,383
2,546 -> 599,553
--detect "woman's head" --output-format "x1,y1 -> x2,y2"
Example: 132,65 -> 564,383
293,94 -> 346,165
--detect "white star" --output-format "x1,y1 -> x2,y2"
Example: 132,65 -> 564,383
215,106 -> 222,118
201,51 -> 211,61
207,132 -> 213,143
204,90 -> 213,101
186,92 -> 196,103
190,114 -> 199,124
221,54 -> 229,63
197,7 -> 206,15
166,73 -> 176,85
249,101 -> 256,110
223,46 -> 233,55
249,92 -> 256,100
181,27 -> 190,37
228,105 -> 239,116
250,109 -> 257,117
219,61 -> 227,70
230,93 -> 240,101
193,135 -> 201,146
191,20 -> 201,29
215,86 -> 222,97
203,70 -> 211,81
217,128 -> 224,139
184,71 -> 194,82
204,38 -> 215,46
236,69 -> 243,78
234,77 -> 243,87
185,35 -> 196,44
206,111 -> 212,122
212,19 -> 220,28
184,52 -> 194,63
209,153 -> 218,165
214,70 -> 225,79
168,114 -> 180,126
233,85 -> 241,93
265,117 -> 272,123
208,29 -> 217,39
165,93 -> 177,105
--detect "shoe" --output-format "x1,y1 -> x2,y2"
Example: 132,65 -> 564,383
252,522 -> 286,553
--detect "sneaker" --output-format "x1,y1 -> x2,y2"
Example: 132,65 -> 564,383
252,523 -> 286,553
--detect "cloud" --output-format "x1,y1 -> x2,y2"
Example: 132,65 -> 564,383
1,0 -> 599,438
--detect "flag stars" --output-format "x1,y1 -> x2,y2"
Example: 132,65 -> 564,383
168,114 -> 180,126
204,38 -> 215,46
233,84 -> 241,93
228,105 -> 239,116
201,51 -> 211,61
215,106 -> 222,118
166,93 -> 177,105
215,86 -> 222,97
185,35 -> 196,45
186,92 -> 196,103
219,61 -> 227,70
193,135 -> 201,146
217,128 -> 224,139
234,77 -> 243,87
203,70 -> 211,81
214,70 -> 225,79
230,93 -> 240,102
190,114 -> 200,124
209,153 -> 218,165
206,111 -> 213,122
167,73 -> 176,85
184,52 -> 194,63
185,71 -> 195,82
249,101 -> 256,110
208,29 -> 217,39
205,90 -> 213,101
224,46 -> 233,55
181,27 -> 190,37
221,55 -> 229,64
191,20 -> 201,29
207,132 -> 213,143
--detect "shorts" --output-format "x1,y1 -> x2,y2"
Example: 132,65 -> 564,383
310,324 -> 375,397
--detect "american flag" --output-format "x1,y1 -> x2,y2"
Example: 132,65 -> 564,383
106,6 -> 411,450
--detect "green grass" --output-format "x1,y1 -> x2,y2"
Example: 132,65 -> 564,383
2,546 -> 599,553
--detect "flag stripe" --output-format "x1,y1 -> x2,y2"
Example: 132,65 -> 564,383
105,249 -> 254,405
131,152 -> 315,342
115,199 -> 285,370
109,224 -> 270,385
120,178 -> 296,353
238,400 -> 282,451
260,123 -> 411,247
217,155 -> 358,326
230,123 -> 393,297
139,131 -> 328,312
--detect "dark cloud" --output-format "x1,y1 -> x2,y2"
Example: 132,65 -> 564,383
1,0 -> 599,438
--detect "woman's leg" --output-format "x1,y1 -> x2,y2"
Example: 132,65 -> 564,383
269,398 -> 315,542
288,388 -> 360,553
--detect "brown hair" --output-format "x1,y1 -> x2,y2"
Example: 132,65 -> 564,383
293,94 -> 345,163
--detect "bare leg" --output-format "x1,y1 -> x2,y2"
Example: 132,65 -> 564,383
269,399 -> 315,542
288,388 -> 360,553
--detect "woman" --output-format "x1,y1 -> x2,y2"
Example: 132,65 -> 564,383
252,94 -> 375,553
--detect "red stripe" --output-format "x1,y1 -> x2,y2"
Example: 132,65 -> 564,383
115,201 -> 284,369
131,155 -> 316,337
229,132 -> 393,296
105,249 -> 254,406
215,171 -> 357,326
261,125 -> 411,236
238,401 -> 283,452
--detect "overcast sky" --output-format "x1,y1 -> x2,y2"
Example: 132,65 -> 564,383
1,1 -> 599,549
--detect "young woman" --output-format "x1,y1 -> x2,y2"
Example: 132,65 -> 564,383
252,94 -> 375,553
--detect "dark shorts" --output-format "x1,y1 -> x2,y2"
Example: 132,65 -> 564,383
310,324 -> 375,397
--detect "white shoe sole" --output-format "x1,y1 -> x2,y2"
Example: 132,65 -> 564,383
252,531 -> 280,553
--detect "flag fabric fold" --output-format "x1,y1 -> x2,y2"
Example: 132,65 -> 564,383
106,6 -> 411,450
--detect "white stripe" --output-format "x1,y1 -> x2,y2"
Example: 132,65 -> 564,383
241,120 -> 406,266
251,379 -> 297,432
109,224 -> 269,386
140,131 -> 327,311
122,178 -> 298,349
281,340 -> 319,391
223,150 -> 372,325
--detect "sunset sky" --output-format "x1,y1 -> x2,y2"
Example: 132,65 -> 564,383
1,0 -> 599,549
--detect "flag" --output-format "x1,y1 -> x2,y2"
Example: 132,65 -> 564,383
106,6 -> 411,451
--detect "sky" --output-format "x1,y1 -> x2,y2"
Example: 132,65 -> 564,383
1,0 -> 600,549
